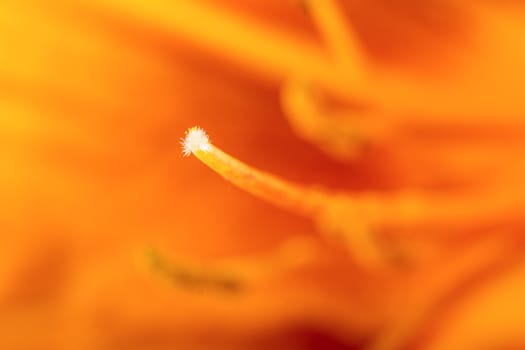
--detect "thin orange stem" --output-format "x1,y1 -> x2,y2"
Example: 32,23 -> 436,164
183,127 -> 322,216
307,0 -> 366,80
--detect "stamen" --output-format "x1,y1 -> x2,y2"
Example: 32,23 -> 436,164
181,126 -> 212,157
146,249 -> 242,293
181,126 -> 385,266
306,0 -> 366,81
281,79 -> 390,160
182,127 -> 524,266
146,238 -> 318,292
182,126 -> 322,216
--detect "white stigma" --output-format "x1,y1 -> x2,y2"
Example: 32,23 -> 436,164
182,127 -> 211,156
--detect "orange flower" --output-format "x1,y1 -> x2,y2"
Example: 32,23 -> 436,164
2,1 -> 525,349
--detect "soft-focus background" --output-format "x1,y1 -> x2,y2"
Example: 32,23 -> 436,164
3,1 -> 525,349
